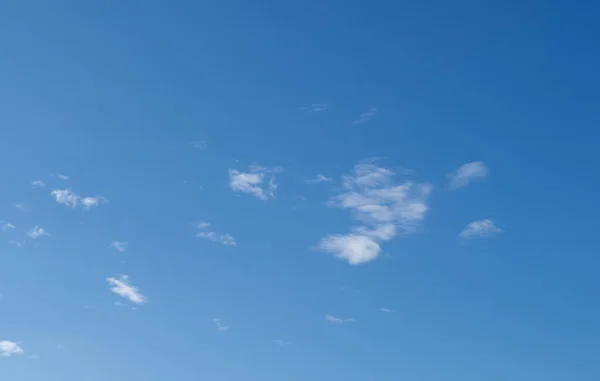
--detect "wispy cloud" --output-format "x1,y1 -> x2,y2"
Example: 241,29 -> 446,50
213,318 -> 229,332
459,219 -> 502,239
13,202 -> 26,211
325,314 -> 355,324
448,161 -> 488,190
31,180 -> 46,188
191,140 -> 207,150
272,339 -> 292,346
0,222 -> 16,232
110,241 -> 128,253
301,103 -> 329,112
306,174 -> 333,184
106,275 -> 147,305
52,173 -> 69,180
9,240 -> 24,248
316,161 -> 431,265
379,307 -> 393,313
353,107 -> 378,124
50,189 -> 107,210
27,226 -> 49,239
0,341 -> 24,357
196,221 -> 236,246
229,164 -> 281,201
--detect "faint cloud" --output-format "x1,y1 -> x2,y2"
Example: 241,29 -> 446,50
191,140 -> 207,150
56,344 -> 65,350
315,160 -> 431,265
50,173 -> 70,180
27,226 -> 49,239
110,241 -> 128,253
229,164 -> 281,201
353,107 -> 378,124
301,103 -> 329,112
306,174 -> 333,184
0,341 -> 24,357
379,307 -> 393,313
0,222 -> 16,232
50,189 -> 107,210
325,314 -> 355,324
9,240 -> 24,248
272,339 -> 292,346
31,180 -> 46,188
13,202 -> 27,211
213,318 -> 229,332
448,161 -> 488,190
106,275 -> 147,305
196,221 -> 236,246
459,219 -> 502,239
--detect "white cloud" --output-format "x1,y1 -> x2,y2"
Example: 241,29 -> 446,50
325,314 -> 355,324
31,180 -> 46,188
228,165 -> 280,201
50,189 -> 107,210
302,103 -> 329,112
13,202 -> 26,211
56,174 -> 69,180
353,107 -> 378,124
27,226 -> 49,239
0,222 -> 15,232
191,140 -> 207,150
316,161 -> 431,265
306,174 -> 333,184
448,161 -> 488,190
0,341 -> 24,357
213,318 -> 229,332
110,241 -> 128,253
196,221 -> 236,246
106,275 -> 147,305
379,307 -> 393,313
459,219 -> 502,239
9,240 -> 24,247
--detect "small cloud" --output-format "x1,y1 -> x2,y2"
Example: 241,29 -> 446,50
379,307 -> 393,313
56,344 -> 65,350
0,222 -> 16,232
196,221 -> 236,246
31,180 -> 46,188
213,318 -> 229,332
55,174 -> 69,180
228,164 -> 280,201
305,174 -> 333,184
448,161 -> 488,190
191,140 -> 207,150
325,314 -> 355,324
50,189 -> 107,210
272,339 -> 291,346
301,103 -> 329,112
27,226 -> 49,239
197,221 -> 211,229
459,219 -> 502,239
0,341 -> 24,357
110,241 -> 128,253
9,240 -> 24,248
353,107 -> 378,124
13,203 -> 26,211
106,275 -> 147,305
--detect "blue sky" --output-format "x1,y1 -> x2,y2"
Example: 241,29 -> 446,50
1,0 -> 600,380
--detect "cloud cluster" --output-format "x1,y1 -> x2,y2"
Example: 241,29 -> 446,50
316,162 -> 431,265
213,318 -> 229,332
325,314 -> 355,324
459,219 -> 502,239
0,341 -> 24,357
229,165 -> 280,201
106,275 -> 147,305
353,107 -> 378,124
448,161 -> 488,190
50,189 -> 107,210
196,221 -> 236,246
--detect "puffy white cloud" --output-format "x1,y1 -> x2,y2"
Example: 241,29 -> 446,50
110,241 -> 128,253
306,174 -> 333,184
459,219 -> 502,239
106,275 -> 147,305
50,189 -> 107,210
0,341 -> 24,357
316,161 -> 431,265
448,161 -> 488,190
325,314 -> 355,324
27,226 -> 49,239
353,107 -> 378,124
228,165 -> 280,201
213,318 -> 229,332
